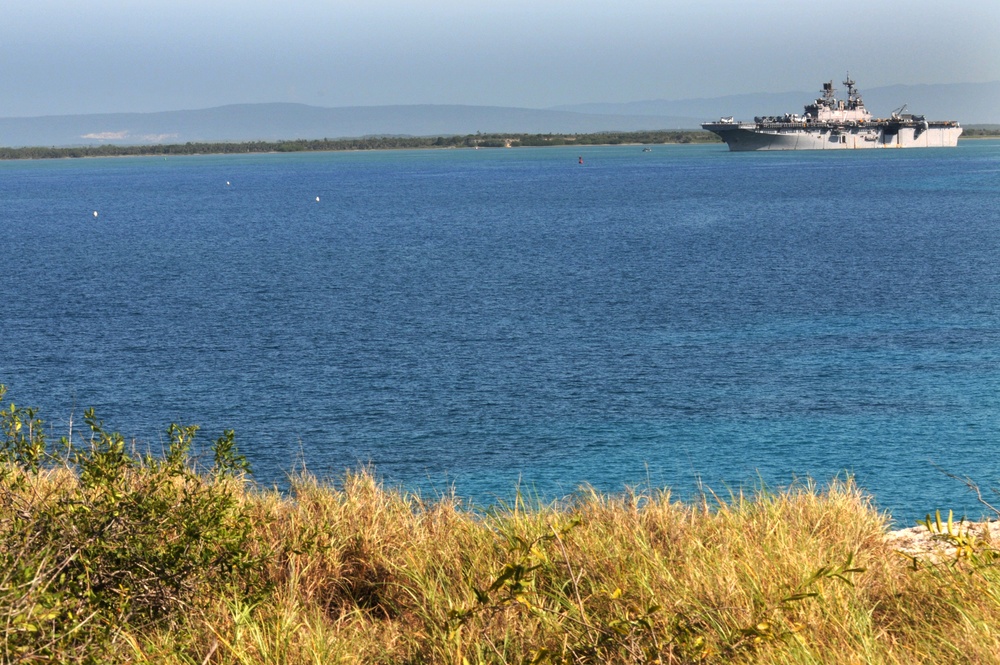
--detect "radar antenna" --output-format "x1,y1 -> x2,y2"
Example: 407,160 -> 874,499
842,74 -> 856,98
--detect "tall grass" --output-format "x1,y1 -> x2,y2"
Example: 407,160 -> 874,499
3,386 -> 1000,663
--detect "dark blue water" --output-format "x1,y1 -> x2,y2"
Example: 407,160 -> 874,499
3,143 -> 1000,524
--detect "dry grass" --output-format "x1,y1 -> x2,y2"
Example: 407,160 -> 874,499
6,465 -> 1000,664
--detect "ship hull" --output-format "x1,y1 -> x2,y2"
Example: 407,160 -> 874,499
703,123 -> 963,151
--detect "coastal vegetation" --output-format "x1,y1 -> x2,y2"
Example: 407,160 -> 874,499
0,131 -> 718,160
957,126 -> 1000,138
4,385 -> 1000,664
3,127 -> 996,160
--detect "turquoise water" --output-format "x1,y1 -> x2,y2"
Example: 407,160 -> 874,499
2,143 -> 1000,523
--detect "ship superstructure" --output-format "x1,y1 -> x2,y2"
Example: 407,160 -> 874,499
702,76 -> 962,151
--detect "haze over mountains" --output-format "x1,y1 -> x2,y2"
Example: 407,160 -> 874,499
1,81 -> 996,148
0,105 -> 699,148
554,81 -> 1000,126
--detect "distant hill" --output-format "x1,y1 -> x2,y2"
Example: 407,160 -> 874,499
0,105 -> 700,148
553,81 -> 1000,125
2,80 -> 996,148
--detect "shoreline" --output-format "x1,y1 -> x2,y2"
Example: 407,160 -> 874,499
0,130 -> 721,160
3,132 -> 996,161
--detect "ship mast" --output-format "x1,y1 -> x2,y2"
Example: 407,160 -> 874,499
843,73 -> 862,110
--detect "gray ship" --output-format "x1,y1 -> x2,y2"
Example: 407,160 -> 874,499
702,76 -> 962,151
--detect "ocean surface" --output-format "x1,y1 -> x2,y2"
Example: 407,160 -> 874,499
3,142 -> 1000,524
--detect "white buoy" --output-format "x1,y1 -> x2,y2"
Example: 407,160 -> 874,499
315,196 -> 320,202
226,181 -> 230,186
93,211 -> 98,218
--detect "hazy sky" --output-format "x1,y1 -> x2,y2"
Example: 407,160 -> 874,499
3,0 -> 998,117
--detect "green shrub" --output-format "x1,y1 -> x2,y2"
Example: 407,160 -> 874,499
0,385 -> 266,662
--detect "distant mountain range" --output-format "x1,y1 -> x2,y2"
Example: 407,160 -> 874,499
1,81 -> 996,147
0,105 -> 700,148
553,81 -> 1000,127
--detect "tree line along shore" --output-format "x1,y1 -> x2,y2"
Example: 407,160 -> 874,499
3,127 -> 998,160
3,384 -> 1000,664
0,131 -> 719,159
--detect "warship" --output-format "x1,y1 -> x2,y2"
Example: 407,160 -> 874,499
702,76 -> 962,151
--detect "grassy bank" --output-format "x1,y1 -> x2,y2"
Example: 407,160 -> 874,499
3,387 -> 1000,663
